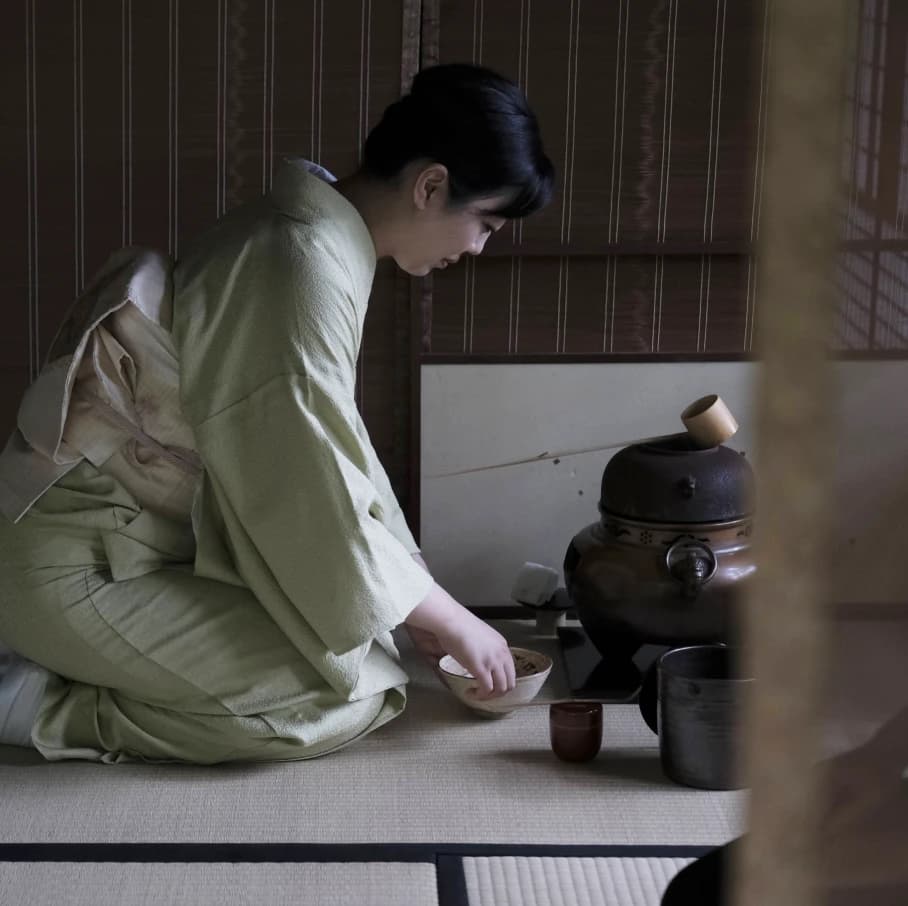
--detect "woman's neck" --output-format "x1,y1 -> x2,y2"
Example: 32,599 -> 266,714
333,171 -> 404,260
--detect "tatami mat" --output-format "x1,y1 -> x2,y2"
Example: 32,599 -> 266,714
463,856 -> 694,906
0,862 -> 438,906
0,623 -> 745,848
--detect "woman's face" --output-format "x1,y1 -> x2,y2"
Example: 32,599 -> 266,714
393,165 -> 510,276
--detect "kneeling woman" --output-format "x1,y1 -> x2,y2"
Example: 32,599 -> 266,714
0,64 -> 553,763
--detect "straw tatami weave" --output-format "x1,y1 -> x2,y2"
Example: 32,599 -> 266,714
462,856 -> 695,906
0,623 -> 745,847
0,862 -> 439,906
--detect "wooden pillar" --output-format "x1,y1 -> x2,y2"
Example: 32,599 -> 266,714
733,2 -> 850,906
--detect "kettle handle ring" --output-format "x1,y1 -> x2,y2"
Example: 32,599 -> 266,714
665,538 -> 718,597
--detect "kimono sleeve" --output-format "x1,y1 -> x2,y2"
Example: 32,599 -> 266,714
184,232 -> 433,655
355,414 -> 420,555
193,378 -> 433,655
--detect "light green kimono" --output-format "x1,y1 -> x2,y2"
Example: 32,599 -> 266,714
0,160 -> 433,763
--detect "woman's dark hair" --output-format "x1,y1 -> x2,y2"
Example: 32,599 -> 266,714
363,63 -> 554,219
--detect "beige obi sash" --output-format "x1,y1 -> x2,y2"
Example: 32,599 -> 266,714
0,247 -> 201,528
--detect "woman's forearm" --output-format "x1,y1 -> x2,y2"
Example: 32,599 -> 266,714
403,572 -> 517,697
404,581 -> 465,635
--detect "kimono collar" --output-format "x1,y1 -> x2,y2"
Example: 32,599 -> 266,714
269,158 -> 377,274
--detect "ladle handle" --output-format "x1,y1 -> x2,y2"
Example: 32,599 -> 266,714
481,695 -> 631,712
637,661 -> 659,734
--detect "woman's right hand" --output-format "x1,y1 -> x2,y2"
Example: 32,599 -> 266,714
404,582 -> 517,699
432,610 -> 516,699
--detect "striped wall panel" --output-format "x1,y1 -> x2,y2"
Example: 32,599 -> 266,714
427,0 -> 908,358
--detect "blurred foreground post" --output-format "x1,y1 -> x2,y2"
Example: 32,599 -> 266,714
734,1 -> 849,906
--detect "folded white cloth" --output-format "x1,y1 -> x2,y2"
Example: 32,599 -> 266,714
0,651 -> 49,748
510,562 -> 560,607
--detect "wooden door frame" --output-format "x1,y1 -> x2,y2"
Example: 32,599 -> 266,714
402,0 -> 439,541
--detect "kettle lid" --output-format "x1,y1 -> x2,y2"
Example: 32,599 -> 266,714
600,433 -> 755,523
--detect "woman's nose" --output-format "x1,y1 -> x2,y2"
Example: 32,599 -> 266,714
469,233 -> 489,255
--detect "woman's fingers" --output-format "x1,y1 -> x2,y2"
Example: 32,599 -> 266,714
473,668 -> 494,698
479,654 -> 516,698
490,663 -> 509,697
490,641 -> 516,694
504,652 -> 517,690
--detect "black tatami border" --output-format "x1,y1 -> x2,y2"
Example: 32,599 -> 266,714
0,842 -> 715,863
0,843 -> 714,906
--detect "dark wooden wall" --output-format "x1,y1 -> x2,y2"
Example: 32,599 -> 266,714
428,0 -> 762,356
424,0 -> 908,359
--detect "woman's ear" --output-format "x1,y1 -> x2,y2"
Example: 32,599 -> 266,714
413,163 -> 449,211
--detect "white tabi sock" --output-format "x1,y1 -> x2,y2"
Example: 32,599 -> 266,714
0,648 -> 50,748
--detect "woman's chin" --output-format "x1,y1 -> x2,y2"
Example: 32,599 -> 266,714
397,260 -> 433,277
